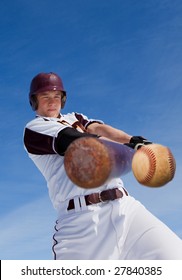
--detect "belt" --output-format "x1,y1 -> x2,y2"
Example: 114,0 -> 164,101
67,188 -> 128,210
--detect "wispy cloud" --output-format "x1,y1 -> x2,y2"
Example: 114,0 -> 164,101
0,195 -> 55,260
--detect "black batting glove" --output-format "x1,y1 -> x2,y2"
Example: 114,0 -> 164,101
125,136 -> 152,150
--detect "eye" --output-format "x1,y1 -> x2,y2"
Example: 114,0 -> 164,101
55,95 -> 61,99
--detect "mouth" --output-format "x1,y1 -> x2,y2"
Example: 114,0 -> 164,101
48,108 -> 57,111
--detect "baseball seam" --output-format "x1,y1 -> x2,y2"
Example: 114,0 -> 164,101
139,147 -> 156,185
167,148 -> 176,180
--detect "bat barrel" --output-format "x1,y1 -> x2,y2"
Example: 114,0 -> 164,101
64,137 -> 135,189
100,139 -> 135,177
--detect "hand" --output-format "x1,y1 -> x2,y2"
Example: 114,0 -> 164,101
124,136 -> 152,150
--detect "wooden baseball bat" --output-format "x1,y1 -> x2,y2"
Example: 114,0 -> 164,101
64,137 -> 135,189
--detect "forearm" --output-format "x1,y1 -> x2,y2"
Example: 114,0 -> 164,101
87,123 -> 132,144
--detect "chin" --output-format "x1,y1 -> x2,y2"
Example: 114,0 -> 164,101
47,111 -> 59,118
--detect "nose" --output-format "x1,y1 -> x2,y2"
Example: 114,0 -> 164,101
48,97 -> 56,105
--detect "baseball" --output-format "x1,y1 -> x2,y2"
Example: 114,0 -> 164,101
131,144 -> 176,187
64,137 -> 112,189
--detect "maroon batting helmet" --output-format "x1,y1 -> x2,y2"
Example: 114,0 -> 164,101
29,72 -> 67,110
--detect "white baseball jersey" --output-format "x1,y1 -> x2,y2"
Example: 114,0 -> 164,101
24,112 -> 124,210
24,112 -> 182,260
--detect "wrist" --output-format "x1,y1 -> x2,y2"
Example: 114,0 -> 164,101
129,136 -> 152,150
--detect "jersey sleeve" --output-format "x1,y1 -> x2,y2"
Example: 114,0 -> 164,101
23,117 -> 69,155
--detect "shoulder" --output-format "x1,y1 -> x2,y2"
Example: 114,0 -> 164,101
24,116 -> 64,136
60,112 -> 88,125
63,112 -> 103,124
25,116 -> 50,129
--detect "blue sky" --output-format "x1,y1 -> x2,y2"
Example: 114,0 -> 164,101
0,0 -> 182,259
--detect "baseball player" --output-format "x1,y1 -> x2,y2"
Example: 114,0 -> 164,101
24,72 -> 182,259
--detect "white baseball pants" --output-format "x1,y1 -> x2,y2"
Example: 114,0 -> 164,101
52,193 -> 182,259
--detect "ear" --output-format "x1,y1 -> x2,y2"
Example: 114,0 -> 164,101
61,92 -> 67,108
30,95 -> 38,111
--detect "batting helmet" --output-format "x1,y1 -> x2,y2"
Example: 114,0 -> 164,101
29,72 -> 67,110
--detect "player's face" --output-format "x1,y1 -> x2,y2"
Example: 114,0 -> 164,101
36,91 -> 62,118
